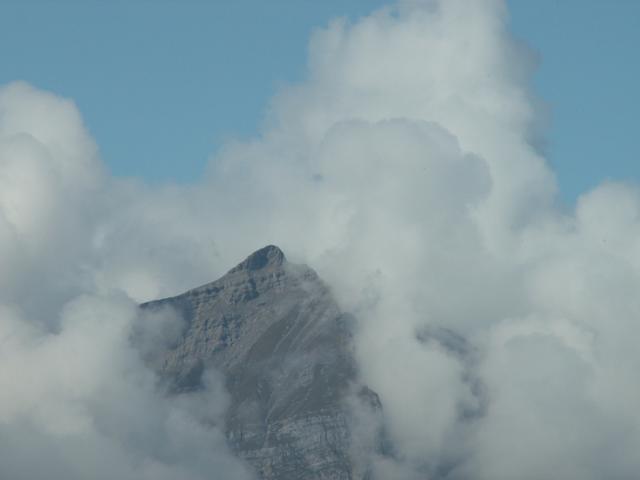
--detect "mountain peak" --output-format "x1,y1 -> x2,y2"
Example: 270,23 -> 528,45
143,243 -> 379,479
229,245 -> 286,273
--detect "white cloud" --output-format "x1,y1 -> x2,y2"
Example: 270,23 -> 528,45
2,0 -> 640,478
0,85 -> 253,479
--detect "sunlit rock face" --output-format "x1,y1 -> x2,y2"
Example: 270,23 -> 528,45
142,245 -> 380,480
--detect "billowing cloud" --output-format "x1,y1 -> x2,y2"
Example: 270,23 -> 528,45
0,84 -> 255,480
2,0 -> 640,479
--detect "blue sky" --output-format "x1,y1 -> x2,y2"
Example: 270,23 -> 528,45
1,0 -> 638,204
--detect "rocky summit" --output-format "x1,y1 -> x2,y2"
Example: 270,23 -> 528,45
141,245 -> 379,479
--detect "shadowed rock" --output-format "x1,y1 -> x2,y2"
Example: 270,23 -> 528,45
141,246 -> 378,480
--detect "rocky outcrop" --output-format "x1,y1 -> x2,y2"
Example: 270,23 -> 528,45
141,245 -> 377,479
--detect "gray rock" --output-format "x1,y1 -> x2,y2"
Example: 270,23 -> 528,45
141,246 -> 379,479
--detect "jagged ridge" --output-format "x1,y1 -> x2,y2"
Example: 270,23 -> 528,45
141,246 -> 378,480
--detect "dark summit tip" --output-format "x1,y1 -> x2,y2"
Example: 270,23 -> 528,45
230,245 -> 286,273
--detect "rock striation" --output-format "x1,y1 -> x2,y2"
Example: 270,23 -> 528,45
141,245 -> 378,479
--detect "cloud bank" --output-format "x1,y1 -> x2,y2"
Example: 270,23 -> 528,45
0,83 -> 254,479
2,0 -> 640,479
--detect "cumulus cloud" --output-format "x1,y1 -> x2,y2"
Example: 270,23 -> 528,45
0,83 -> 254,479
0,294 -> 254,480
2,0 -> 640,479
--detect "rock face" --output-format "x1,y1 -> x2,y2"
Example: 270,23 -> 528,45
141,245 -> 374,479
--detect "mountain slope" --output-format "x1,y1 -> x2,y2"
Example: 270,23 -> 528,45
141,245 -> 377,479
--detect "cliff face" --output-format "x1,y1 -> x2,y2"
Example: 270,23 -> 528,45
141,246 -> 376,479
